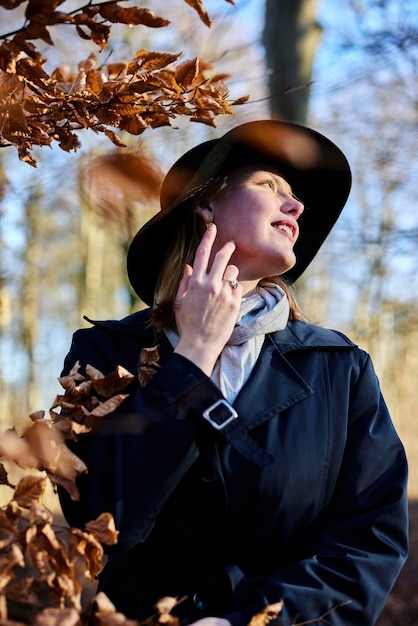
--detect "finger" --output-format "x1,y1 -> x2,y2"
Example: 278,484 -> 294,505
223,264 -> 239,282
192,223 -> 217,280
222,278 -> 242,295
176,264 -> 193,301
209,240 -> 236,281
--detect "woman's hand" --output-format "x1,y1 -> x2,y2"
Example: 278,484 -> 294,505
174,224 -> 243,376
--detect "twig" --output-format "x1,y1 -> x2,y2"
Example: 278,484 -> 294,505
293,600 -> 352,625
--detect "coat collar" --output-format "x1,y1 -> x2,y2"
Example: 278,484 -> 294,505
235,322 -> 354,424
269,319 -> 356,352
233,335 -> 314,430
85,310 -> 357,466
84,310 -> 356,353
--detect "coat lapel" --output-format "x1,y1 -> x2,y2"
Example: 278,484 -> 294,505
233,334 -> 313,430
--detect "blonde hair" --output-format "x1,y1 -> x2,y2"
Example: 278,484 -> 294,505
150,178 -> 304,331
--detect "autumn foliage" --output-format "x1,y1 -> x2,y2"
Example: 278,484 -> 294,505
0,362 -> 126,624
0,0 -> 247,166
0,358 -> 285,626
0,360 -> 183,624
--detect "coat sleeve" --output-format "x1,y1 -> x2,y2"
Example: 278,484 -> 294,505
58,327 -> 227,551
222,352 -> 408,626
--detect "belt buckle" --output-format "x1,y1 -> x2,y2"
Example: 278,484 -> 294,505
202,399 -> 238,430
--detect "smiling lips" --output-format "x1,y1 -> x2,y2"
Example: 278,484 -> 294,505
271,220 -> 298,242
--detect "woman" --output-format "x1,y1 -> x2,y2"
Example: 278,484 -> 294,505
59,120 -> 408,626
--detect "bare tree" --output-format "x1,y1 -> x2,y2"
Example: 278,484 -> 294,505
262,0 -> 322,123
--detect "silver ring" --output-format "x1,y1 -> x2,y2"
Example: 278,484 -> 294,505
228,279 -> 239,290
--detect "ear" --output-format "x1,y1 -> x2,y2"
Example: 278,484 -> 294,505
195,203 -> 214,223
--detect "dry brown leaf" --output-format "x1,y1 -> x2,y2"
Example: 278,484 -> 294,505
51,417 -> 90,440
94,593 -> 139,626
135,51 -> 181,72
49,574 -> 82,612
138,365 -> 159,387
26,536 -> 53,577
23,420 -> 87,485
140,346 -> 160,367
52,443 -> 88,481
138,346 -> 161,387
248,601 -> 284,626
23,420 -> 64,468
0,501 -> 22,533
7,543 -> 25,569
49,400 -> 91,424
94,591 -> 117,615
138,596 -> 182,626
231,94 -> 250,106
182,0 -> 212,27
46,472 -> 80,502
14,475 -> 47,508
91,365 -> 134,398
70,529 -> 104,580
56,366 -> 85,400
153,597 -> 181,616
0,462 -> 14,488
0,571 -> 15,596
85,513 -> 119,546
3,575 -> 35,604
104,129 -> 127,147
85,364 -> 104,381
29,501 -> 53,527
174,58 -> 199,88
80,150 -> 163,225
118,115 -> 148,136
3,102 -> 29,133
40,523 -> 62,555
0,429 -> 38,469
29,410 -> 47,421
33,606 -> 80,626
190,109 -> 217,126
99,4 -> 170,28
0,527 -> 16,550
88,394 -> 129,418
0,70 -> 21,97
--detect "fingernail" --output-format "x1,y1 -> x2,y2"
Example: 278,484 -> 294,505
205,221 -> 215,229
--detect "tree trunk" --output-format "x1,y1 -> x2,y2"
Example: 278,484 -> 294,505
262,0 -> 322,123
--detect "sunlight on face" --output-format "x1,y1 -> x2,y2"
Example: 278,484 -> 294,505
202,165 -> 304,289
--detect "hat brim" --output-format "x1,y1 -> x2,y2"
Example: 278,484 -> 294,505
127,120 -> 352,305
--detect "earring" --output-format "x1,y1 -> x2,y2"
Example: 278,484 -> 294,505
205,221 -> 214,229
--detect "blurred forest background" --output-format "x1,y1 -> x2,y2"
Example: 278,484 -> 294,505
1,1 -> 418,624
0,0 -> 417,504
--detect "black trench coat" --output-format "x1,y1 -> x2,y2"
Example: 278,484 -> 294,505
58,310 -> 408,626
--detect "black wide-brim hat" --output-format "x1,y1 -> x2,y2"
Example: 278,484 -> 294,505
127,120 -> 352,305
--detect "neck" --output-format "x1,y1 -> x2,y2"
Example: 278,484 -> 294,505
240,278 -> 261,297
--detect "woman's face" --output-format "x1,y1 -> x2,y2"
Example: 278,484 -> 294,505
202,164 -> 304,283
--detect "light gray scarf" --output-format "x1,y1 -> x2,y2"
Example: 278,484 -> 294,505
165,282 -> 289,403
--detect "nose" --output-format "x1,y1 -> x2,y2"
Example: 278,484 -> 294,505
282,195 -> 304,219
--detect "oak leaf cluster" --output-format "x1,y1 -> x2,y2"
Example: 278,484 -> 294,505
0,0 -> 247,166
0,361 -> 129,624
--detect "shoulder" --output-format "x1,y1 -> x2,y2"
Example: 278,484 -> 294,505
271,319 -> 358,352
80,308 -> 153,337
270,321 -> 378,388
65,308 -> 157,374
